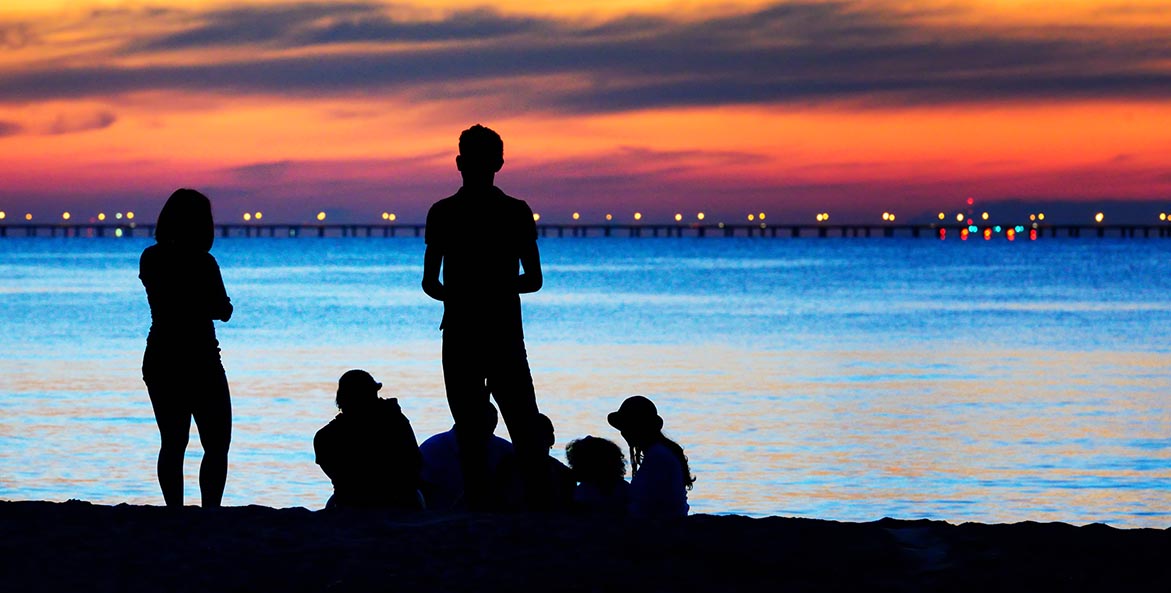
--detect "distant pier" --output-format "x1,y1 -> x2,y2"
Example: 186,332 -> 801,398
1,223 -> 1169,239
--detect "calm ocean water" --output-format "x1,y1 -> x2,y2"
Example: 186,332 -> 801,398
1,236 -> 1169,527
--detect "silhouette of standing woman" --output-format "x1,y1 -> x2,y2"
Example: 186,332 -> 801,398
140,189 -> 233,507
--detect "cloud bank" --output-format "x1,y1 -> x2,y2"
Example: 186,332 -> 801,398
1,1 -> 1168,112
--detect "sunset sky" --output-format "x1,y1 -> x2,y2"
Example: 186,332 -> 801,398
1,0 -> 1169,224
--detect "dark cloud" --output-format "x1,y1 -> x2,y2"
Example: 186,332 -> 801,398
125,2 -> 544,52
47,111 -> 116,135
228,160 -> 294,183
0,120 -> 22,136
1,1 -> 1169,112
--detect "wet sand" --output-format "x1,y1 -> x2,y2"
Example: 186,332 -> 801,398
2,500 -> 1167,592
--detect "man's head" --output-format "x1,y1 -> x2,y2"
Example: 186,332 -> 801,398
335,369 -> 382,412
456,124 -> 504,183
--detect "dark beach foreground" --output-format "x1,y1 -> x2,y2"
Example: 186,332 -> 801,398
2,500 -> 1167,592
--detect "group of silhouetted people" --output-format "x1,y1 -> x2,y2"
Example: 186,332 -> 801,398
311,369 -> 693,517
139,125 -> 694,519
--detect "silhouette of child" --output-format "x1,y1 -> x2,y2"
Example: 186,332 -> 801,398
608,396 -> 695,519
314,370 -> 423,510
499,413 -> 575,511
140,188 -> 233,508
421,124 -> 545,510
566,435 -> 630,516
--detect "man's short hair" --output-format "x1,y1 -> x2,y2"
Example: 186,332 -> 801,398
458,124 -> 503,165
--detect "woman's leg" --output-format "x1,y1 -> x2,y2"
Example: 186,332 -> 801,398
192,369 -> 232,508
146,379 -> 192,508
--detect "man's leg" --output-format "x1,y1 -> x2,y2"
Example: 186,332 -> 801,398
487,339 -> 548,510
443,333 -> 493,510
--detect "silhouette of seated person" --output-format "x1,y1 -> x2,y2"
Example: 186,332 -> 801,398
314,370 -> 423,510
499,413 -> 575,511
608,396 -> 695,519
418,399 -> 513,511
566,435 -> 630,516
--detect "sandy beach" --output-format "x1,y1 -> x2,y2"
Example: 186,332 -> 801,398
2,500 -> 1167,592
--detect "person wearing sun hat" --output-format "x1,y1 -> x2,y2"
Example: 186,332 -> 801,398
608,395 -> 694,518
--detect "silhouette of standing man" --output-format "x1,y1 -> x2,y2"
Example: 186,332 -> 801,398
422,124 -> 545,510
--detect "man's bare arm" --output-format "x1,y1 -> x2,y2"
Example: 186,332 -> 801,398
422,245 -> 445,301
516,240 -> 543,294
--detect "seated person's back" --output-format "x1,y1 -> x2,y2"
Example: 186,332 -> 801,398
315,370 -> 422,509
498,413 -> 575,511
419,401 -> 513,511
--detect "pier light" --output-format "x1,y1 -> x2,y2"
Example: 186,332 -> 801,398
243,213 -> 252,222
1160,213 -> 1167,221
1029,214 -> 1036,221
115,228 -> 123,238
116,212 -> 123,220
634,212 -> 642,221
888,213 -> 896,222
532,213 -> 541,222
1094,212 -> 1105,223
697,212 -> 705,221
674,213 -> 683,222
967,197 -> 975,206
747,214 -> 755,222
605,213 -> 613,221
1037,212 -> 1045,221
254,212 -> 263,220
126,212 -> 135,220
822,212 -> 830,221
388,213 -> 396,222
937,212 -> 945,220
97,213 -> 106,221
981,212 -> 989,220
816,213 -> 824,222
25,213 -> 33,220
0,211 -> 5,220
758,212 -> 766,220
316,211 -> 327,221
718,222 -> 726,229
62,212 -> 71,221
572,212 -> 580,221
955,213 -> 964,222
381,212 -> 389,220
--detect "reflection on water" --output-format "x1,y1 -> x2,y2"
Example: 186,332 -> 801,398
2,238 -> 1170,527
